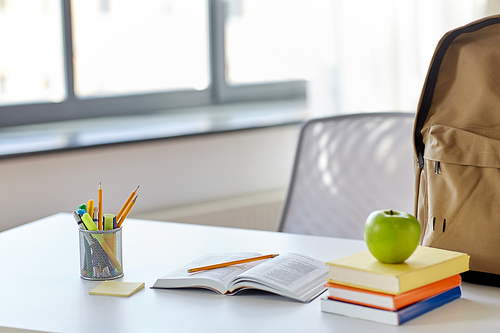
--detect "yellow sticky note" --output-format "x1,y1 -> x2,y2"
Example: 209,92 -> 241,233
89,281 -> 145,297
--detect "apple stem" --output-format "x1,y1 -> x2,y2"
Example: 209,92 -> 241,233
390,210 -> 394,215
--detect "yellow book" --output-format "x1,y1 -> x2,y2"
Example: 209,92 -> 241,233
89,281 -> 145,297
326,246 -> 469,295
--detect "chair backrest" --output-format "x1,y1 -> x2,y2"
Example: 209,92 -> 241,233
277,112 -> 415,239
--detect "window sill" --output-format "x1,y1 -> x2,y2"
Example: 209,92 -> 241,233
0,99 -> 307,159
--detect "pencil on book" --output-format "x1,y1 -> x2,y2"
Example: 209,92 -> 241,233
187,254 -> 279,273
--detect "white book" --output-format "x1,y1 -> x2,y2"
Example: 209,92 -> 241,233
152,252 -> 328,302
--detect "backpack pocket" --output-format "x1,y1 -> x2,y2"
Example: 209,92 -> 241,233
421,124 -> 500,274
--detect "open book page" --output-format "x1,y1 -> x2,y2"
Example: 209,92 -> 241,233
152,253 -> 262,294
227,253 -> 328,302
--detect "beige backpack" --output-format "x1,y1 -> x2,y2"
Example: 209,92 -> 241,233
414,15 -> 500,282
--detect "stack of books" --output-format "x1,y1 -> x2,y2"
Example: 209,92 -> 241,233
321,246 -> 470,326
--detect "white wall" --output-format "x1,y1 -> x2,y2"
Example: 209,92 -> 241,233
0,125 -> 299,231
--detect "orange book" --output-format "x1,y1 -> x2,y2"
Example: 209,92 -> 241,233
325,274 -> 461,311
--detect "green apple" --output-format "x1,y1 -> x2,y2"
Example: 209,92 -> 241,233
364,210 -> 421,264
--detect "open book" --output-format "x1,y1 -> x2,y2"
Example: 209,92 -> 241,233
152,252 -> 328,303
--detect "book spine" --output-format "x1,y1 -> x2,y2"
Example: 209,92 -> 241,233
398,286 -> 462,325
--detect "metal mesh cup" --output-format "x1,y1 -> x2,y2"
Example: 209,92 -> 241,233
78,227 -> 123,280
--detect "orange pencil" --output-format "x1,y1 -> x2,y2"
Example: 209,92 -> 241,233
187,254 -> 279,273
116,186 -> 139,222
116,195 -> 137,228
98,182 -> 103,230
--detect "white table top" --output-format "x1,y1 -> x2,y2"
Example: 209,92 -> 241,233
1,213 -> 500,333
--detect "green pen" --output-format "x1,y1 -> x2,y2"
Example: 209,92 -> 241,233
78,203 -> 87,213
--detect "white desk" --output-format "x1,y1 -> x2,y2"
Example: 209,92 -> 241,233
1,213 -> 500,333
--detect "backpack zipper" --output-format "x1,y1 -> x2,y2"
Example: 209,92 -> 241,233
415,16 -> 500,169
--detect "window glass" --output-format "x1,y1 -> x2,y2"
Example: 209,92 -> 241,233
71,0 -> 209,97
0,0 -> 65,106
225,0 -> 314,85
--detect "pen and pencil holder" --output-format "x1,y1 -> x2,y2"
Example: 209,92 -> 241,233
78,227 -> 123,280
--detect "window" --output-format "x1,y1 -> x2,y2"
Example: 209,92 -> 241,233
0,1 -> 65,105
224,0 -> 313,85
72,0 -> 210,96
0,0 -> 307,129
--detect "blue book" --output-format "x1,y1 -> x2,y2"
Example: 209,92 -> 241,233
320,286 -> 461,326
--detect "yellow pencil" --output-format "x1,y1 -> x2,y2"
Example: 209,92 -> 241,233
116,186 -> 139,222
98,182 -> 103,230
116,195 -> 137,228
187,254 -> 279,273
87,199 -> 95,219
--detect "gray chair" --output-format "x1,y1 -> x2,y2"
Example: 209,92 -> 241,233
277,112 -> 415,239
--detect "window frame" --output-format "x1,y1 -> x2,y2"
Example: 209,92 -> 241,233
0,0 -> 305,129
